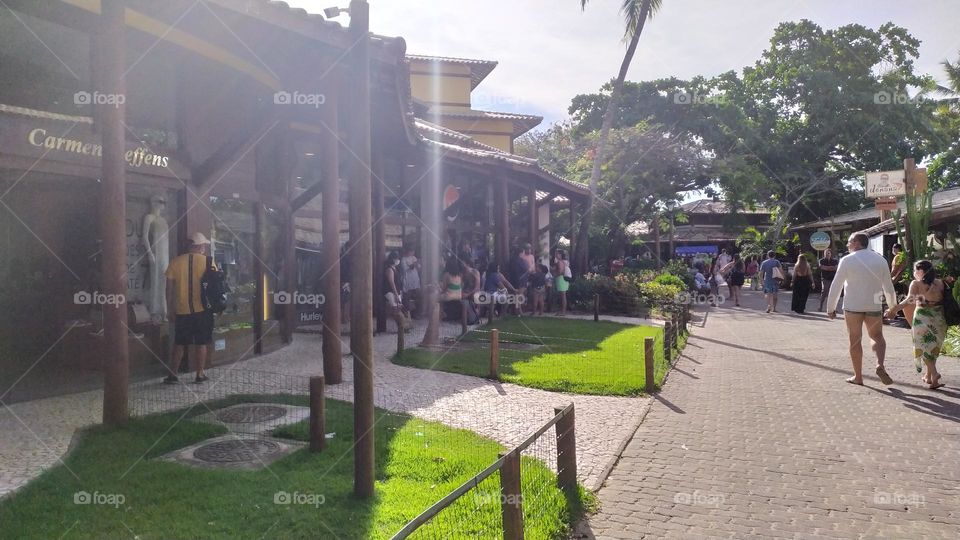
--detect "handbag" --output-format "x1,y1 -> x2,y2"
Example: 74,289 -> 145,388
942,282 -> 960,326
772,265 -> 784,281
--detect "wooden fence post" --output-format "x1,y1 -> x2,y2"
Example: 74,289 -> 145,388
663,321 -> 673,360
461,300 -> 468,336
489,329 -> 500,380
644,336 -> 656,394
309,376 -> 326,452
500,450 -> 524,540
554,405 -> 577,498
672,313 -> 679,349
593,293 -> 599,321
397,325 -> 404,359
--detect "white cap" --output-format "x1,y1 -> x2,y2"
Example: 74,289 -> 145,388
190,232 -> 211,245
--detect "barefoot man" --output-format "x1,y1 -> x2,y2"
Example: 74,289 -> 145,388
825,232 -> 897,385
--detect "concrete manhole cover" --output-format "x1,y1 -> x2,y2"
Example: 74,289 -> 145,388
215,404 -> 288,424
193,439 -> 283,463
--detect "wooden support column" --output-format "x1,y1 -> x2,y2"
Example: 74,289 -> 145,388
373,148 -> 386,334
495,174 -> 510,267
419,153 -> 441,346
568,200 -> 577,265
348,0 -> 375,499
99,0 -> 129,425
529,188 -> 538,252
319,77 -> 342,384
282,135 -> 298,343
653,212 -> 662,269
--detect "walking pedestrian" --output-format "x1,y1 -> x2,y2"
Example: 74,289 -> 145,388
818,248 -> 838,311
758,251 -> 782,313
721,254 -> 745,307
400,247 -> 421,318
885,260 -> 947,389
791,254 -> 813,314
826,232 -> 897,386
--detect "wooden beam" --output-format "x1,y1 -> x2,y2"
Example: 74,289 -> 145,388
348,0 -> 375,500
320,79 -> 342,384
373,147 -> 387,334
99,0 -> 129,426
194,107 -> 286,189
291,176 -> 325,212
495,174 -> 510,267
537,193 -> 558,208
529,187 -> 538,250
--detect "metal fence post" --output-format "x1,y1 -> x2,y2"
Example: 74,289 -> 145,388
554,405 -> 577,499
489,329 -> 500,380
500,450 -> 524,540
644,337 -> 655,394
309,376 -> 326,452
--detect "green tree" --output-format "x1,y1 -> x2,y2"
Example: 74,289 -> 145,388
929,53 -> 960,189
571,0 -> 662,272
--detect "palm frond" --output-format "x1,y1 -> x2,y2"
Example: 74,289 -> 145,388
621,0 -> 662,38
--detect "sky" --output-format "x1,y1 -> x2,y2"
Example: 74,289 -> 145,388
288,0 -> 960,128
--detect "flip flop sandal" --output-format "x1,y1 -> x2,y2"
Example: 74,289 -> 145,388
846,377 -> 863,385
875,366 -> 893,385
930,382 -> 946,390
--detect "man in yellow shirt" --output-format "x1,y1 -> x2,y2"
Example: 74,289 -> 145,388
163,232 -> 214,384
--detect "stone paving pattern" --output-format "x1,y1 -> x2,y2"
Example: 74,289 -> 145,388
580,290 -> 960,539
1,318 -> 649,497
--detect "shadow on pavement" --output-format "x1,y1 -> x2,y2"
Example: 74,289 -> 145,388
870,386 -> 960,423
653,393 -> 685,414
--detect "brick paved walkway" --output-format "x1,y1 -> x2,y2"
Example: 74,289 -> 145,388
580,289 -> 960,539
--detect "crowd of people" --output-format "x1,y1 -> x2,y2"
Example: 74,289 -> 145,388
374,242 -> 576,333
685,235 -> 948,391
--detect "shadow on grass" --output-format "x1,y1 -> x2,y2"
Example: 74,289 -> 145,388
393,317 -> 672,396
0,394 -> 587,539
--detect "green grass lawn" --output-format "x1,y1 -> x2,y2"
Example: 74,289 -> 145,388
394,317 -> 678,395
0,395 -> 591,539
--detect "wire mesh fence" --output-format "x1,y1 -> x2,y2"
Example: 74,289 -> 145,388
394,404 -> 580,540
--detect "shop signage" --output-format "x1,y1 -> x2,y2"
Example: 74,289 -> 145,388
810,232 -> 831,251
875,197 -> 898,211
864,170 -> 905,199
28,128 -> 170,169
0,115 -> 183,178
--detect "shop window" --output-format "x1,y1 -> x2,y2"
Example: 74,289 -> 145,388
209,196 -> 257,364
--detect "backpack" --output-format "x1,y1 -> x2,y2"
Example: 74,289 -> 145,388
200,256 -> 230,314
942,281 -> 960,326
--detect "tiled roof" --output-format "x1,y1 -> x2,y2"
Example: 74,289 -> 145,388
415,120 -> 586,197
681,199 -> 770,215
406,54 -> 498,89
426,110 -> 543,137
794,186 -> 960,231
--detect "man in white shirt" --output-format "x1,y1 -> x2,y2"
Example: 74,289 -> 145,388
826,232 -> 897,386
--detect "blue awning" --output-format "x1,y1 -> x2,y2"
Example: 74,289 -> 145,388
675,245 -> 718,256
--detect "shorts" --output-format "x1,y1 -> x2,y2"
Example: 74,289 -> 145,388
762,279 -> 779,294
555,276 -> 569,293
174,311 -> 214,346
843,309 -> 882,318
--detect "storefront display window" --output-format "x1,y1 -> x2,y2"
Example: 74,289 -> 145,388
209,196 -> 257,364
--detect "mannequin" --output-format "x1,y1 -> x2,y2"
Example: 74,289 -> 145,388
142,194 -> 170,322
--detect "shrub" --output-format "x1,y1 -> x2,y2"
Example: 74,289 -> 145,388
653,273 -> 686,290
637,281 -> 682,311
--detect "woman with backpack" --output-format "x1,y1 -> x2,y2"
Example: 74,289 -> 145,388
885,260 -> 947,389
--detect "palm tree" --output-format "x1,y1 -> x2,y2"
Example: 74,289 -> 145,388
573,0 -> 662,272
